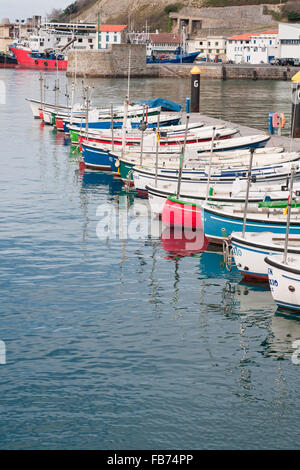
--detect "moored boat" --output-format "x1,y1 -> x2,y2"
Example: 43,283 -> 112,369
9,46 -> 68,70
230,231 -> 300,282
265,257 -> 300,312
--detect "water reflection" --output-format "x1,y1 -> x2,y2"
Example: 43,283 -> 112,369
79,169 -> 123,196
161,227 -> 209,259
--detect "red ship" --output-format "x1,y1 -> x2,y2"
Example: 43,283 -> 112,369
9,46 -> 68,70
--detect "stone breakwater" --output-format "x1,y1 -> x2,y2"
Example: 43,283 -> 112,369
66,45 -> 300,81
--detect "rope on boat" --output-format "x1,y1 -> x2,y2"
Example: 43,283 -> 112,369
124,169 -> 134,193
223,239 -> 235,272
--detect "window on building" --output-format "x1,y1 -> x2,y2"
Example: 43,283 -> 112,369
216,49 -> 219,53
215,42 -> 218,46
88,38 -> 93,43
208,49 -> 212,53
106,34 -> 109,42
78,38 -> 83,43
199,41 -> 203,45
114,34 -> 117,42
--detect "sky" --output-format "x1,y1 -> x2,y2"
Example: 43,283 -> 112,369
0,0 -> 72,21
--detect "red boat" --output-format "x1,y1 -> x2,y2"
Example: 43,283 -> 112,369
9,46 -> 68,70
161,196 -> 203,230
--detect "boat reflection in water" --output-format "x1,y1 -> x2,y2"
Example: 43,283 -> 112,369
161,227 -> 209,258
79,169 -> 123,196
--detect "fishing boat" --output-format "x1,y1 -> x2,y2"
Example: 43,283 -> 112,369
63,112 -> 182,133
77,125 -> 236,151
131,150 -> 300,194
202,203 -> 300,245
0,51 -> 17,68
80,126 -> 240,172
70,121 -> 205,146
230,231 -> 300,282
117,134 -> 271,184
146,50 -> 200,64
265,257 -> 300,312
9,46 -> 68,70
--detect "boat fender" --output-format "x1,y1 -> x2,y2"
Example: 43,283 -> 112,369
280,113 -> 286,128
115,159 -> 120,168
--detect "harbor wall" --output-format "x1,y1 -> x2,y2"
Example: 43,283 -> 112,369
67,46 -> 300,80
155,64 -> 300,81
66,44 -> 158,78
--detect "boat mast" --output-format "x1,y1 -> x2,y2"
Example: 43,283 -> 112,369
205,126 -> 216,202
283,165 -> 295,264
242,148 -> 255,238
176,115 -> 190,199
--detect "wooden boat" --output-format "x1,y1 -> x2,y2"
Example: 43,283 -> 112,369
116,134 -> 271,184
230,232 -> 300,282
202,203 -> 300,245
131,151 -> 300,194
265,256 -> 300,312
80,126 -> 240,171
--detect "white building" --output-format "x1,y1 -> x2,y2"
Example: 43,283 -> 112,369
96,25 -> 127,50
278,23 -> 300,59
226,30 -> 278,64
187,36 -> 226,61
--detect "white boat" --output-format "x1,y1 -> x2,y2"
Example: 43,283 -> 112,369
265,256 -> 300,312
132,151 -> 300,193
230,231 -> 300,282
147,179 -> 300,217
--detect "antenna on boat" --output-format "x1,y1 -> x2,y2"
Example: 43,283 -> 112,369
242,148 -> 255,238
283,164 -> 296,264
176,114 -> 190,199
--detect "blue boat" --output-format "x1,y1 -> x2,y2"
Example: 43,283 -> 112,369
146,51 -> 200,64
202,204 -> 300,245
63,116 -> 181,134
82,141 -> 119,173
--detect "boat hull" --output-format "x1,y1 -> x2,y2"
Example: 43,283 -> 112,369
230,232 -> 300,281
266,257 -> 300,312
82,144 -> 118,173
202,206 -> 300,245
161,197 -> 203,230
9,47 -> 68,70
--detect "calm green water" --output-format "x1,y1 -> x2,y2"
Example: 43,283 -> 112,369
0,69 -> 299,450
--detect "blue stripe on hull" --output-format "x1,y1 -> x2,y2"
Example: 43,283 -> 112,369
202,208 -> 300,242
63,118 -> 180,132
276,300 -> 300,312
82,146 -> 117,172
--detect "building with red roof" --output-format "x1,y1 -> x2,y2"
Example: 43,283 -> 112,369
227,29 -> 278,64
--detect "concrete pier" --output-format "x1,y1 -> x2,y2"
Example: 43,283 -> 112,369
186,112 -> 300,151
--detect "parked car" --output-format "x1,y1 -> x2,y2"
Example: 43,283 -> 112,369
272,58 -> 300,66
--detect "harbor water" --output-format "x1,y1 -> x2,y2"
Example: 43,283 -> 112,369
0,69 -> 300,450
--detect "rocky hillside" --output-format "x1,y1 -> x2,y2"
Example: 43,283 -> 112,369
50,0 -> 294,31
